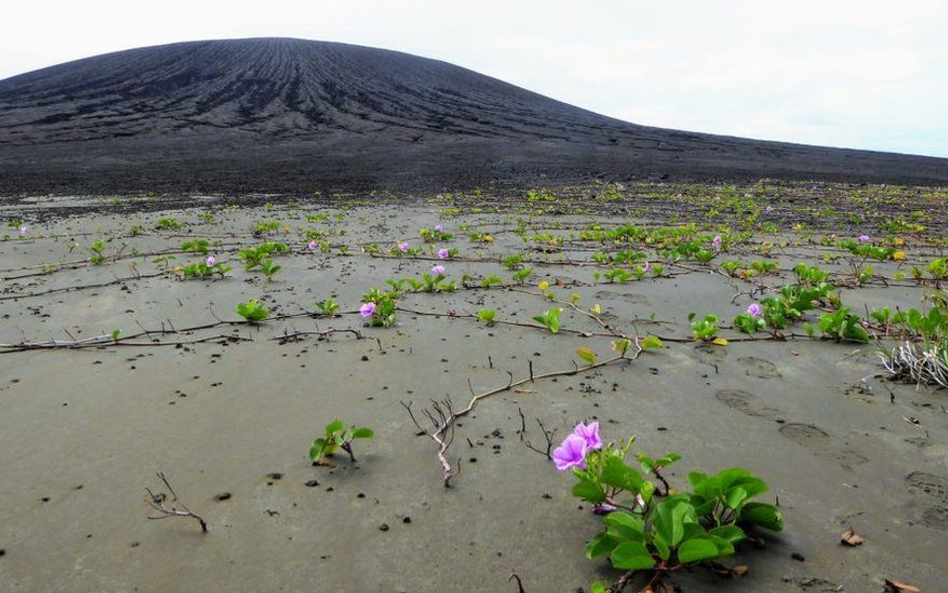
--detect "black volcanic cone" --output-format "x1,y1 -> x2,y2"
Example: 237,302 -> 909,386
0,37 -> 946,193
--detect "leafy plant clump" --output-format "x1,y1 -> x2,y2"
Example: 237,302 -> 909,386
309,419 -> 374,465
554,423 -> 782,592
235,300 -> 269,323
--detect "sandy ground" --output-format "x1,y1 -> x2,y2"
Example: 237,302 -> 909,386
1,185 -> 947,592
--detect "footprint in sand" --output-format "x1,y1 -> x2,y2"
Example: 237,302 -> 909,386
714,389 -> 778,418
778,423 -> 868,469
695,343 -> 728,366
905,471 -> 948,531
737,356 -> 782,379
593,290 -> 650,306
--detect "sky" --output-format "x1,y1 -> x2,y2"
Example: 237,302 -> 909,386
2,0 -> 946,158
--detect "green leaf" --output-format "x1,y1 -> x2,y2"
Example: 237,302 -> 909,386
309,437 -> 327,461
652,533 -> 670,561
590,583 -> 607,593
641,335 -> 663,350
603,512 -> 645,543
572,476 -> 606,504
740,502 -> 784,531
609,541 -> 655,571
677,537 -> 723,564
584,532 -> 619,559
351,427 -> 374,439
725,486 -> 748,510
709,524 -> 746,545
600,455 -> 644,493
325,419 -> 345,435
654,496 -> 692,546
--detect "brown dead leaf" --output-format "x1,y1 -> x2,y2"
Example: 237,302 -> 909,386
841,527 -> 864,546
884,578 -> 920,592
514,388 -> 536,394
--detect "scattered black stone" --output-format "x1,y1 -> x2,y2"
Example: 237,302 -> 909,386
791,552 -> 805,562
379,523 -> 390,532
130,542 -> 140,548
402,517 -> 411,524
215,492 -> 232,501
361,355 -> 369,361
304,480 -> 320,488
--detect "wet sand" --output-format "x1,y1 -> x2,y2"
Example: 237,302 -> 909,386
1,184 -> 947,592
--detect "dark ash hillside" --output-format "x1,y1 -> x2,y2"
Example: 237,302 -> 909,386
1,38 -> 946,194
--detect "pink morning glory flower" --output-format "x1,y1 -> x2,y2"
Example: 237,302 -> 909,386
18,225 -> 28,235
552,434 -> 588,471
206,256 -> 216,267
438,248 -> 449,260
858,234 -> 870,243
573,421 -> 602,451
308,240 -> 318,251
359,302 -> 376,318
593,502 -> 617,515
431,264 -> 446,275
434,224 -> 444,232
747,303 -> 761,317
643,261 -> 651,272
398,242 -> 410,253
712,235 -> 722,247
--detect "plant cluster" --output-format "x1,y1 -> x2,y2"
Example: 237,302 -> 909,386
309,419 -> 374,465
555,423 -> 782,592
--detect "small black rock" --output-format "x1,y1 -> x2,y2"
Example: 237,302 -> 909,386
215,492 -> 232,501
791,552 -> 805,562
379,523 -> 390,531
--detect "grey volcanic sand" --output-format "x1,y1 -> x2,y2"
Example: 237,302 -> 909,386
2,38 -> 948,196
1,192 -> 947,592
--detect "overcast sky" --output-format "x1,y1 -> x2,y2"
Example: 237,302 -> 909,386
2,1 -> 945,157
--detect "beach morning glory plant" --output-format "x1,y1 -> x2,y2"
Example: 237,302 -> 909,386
555,425 -> 783,593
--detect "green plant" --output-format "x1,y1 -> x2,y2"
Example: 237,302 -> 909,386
559,428 -> 782,592
235,300 -> 269,323
181,239 -> 210,255
502,253 -> 525,270
476,309 -> 496,324
512,268 -> 534,284
88,240 -> 107,265
818,307 -> 869,343
315,298 -> 339,316
688,313 -> 720,342
156,217 -> 183,230
309,419 -> 374,465
181,261 -> 232,279
533,307 -> 563,334
260,259 -> 282,280
480,275 -> 503,288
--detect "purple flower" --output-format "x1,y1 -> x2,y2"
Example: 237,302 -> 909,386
359,302 -> 376,318
747,302 -> 761,317
712,235 -> 722,247
18,225 -> 28,236
593,502 -> 617,515
308,240 -> 318,251
398,242 -> 410,253
438,248 -> 449,260
431,264 -> 446,275
573,421 -> 602,451
434,224 -> 444,232
858,234 -> 870,244
643,261 -> 651,273
552,434 -> 588,471
206,256 -> 216,267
